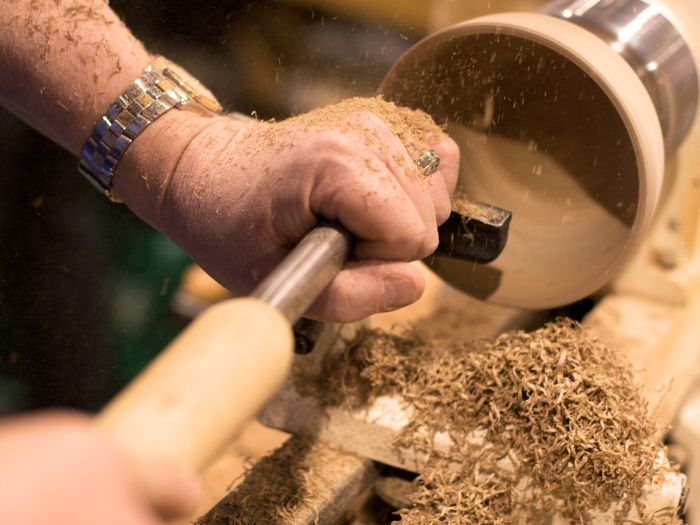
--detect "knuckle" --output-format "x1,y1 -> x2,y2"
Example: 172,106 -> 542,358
387,222 -> 431,260
312,133 -> 373,172
423,229 -> 440,256
442,136 -> 460,159
313,129 -> 352,153
328,284 -> 356,323
435,203 -> 451,225
351,112 -> 396,144
327,272 -> 379,323
353,110 -> 387,130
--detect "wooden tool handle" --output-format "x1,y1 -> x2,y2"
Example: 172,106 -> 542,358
97,297 -> 294,473
97,225 -> 350,475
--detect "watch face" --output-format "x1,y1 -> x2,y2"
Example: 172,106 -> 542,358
159,60 -> 223,113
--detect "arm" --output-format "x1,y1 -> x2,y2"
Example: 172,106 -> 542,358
0,2 -> 458,522
0,0 -> 212,216
0,0 -> 460,323
0,1 -> 153,155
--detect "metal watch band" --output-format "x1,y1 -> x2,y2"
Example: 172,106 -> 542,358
78,58 -> 219,202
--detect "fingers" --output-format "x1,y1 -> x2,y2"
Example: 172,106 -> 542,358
366,115 -> 460,228
305,122 -> 459,322
308,143 -> 434,261
425,136 -> 460,224
423,169 -> 452,225
308,116 -> 460,270
432,136 -> 460,196
306,260 -> 425,323
356,113 -> 439,237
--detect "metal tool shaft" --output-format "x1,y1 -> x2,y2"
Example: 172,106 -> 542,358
252,223 -> 352,323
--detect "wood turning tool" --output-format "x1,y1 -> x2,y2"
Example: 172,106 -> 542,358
96,198 -> 511,467
249,203 -> 511,335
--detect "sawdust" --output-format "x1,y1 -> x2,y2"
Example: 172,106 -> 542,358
257,96 -> 445,176
196,437 -> 315,524
315,319 -> 678,524
195,437 -> 368,525
286,96 -> 443,154
452,190 -> 505,224
21,0 -> 122,68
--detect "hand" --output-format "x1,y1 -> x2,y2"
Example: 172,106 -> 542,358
0,411 -> 199,525
118,99 -> 459,322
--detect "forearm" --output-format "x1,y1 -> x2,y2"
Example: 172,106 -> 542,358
0,0 -> 149,155
0,0 -> 216,224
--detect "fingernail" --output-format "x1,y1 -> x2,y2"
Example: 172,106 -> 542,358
382,274 -> 419,311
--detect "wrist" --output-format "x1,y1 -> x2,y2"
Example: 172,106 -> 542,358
79,54 -> 228,219
112,108 -> 215,226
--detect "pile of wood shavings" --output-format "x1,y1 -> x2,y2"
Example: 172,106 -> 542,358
197,438 -> 327,524
318,319 -> 679,524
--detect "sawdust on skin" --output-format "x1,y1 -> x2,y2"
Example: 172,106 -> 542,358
21,0 -> 129,70
250,96 -> 446,178
22,0 -> 128,74
280,96 -> 443,156
315,319 -> 679,525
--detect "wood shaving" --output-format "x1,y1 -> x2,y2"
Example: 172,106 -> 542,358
315,319 -> 680,524
280,95 -> 444,159
247,96 -> 445,177
196,438 -> 316,524
195,437 -> 369,525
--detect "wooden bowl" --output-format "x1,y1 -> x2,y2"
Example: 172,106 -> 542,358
381,13 -> 664,309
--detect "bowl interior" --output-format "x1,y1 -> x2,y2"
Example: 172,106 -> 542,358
381,25 -> 642,308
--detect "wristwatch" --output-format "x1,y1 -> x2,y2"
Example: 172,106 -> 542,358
78,56 -> 223,202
